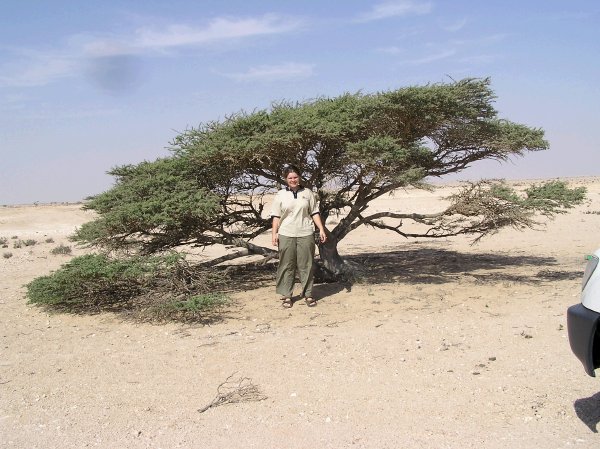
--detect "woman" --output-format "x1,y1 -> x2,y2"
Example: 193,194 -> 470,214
271,165 -> 327,308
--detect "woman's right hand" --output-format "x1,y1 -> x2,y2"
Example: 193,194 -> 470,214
272,234 -> 279,247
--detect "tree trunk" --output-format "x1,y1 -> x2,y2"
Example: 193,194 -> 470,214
314,229 -> 353,283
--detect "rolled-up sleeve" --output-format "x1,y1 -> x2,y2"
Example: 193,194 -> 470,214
271,194 -> 282,218
309,192 -> 319,216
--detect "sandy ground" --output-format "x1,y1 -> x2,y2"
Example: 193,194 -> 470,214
2,178 -> 600,449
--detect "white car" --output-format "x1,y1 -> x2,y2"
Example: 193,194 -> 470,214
567,249 -> 600,377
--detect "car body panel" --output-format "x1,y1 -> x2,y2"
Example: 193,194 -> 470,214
567,303 -> 600,377
582,251 -> 600,313
567,249 -> 600,377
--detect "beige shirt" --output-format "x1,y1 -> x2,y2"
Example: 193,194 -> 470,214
271,187 -> 320,237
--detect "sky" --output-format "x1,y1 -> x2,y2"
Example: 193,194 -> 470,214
1,0 -> 599,204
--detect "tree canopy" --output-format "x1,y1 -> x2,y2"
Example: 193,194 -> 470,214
73,78 -> 585,278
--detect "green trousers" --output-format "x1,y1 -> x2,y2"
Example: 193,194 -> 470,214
276,234 -> 315,298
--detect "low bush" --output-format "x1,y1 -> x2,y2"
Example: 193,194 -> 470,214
144,293 -> 230,322
25,253 -> 231,322
45,237 -> 55,243
50,244 -> 72,255
26,253 -> 176,308
0,237 -> 7,246
13,239 -> 37,248
3,252 -> 12,259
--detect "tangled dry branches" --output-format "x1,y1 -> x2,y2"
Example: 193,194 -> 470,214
198,373 -> 267,413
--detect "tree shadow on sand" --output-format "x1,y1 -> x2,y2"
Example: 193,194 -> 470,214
231,247 -> 581,295
341,248 -> 581,286
41,248 -> 578,322
574,391 -> 600,432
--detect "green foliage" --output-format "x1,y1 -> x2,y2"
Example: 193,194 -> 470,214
73,157 -> 222,253
26,254 -> 162,307
25,253 -> 231,322
444,180 -> 586,241
50,244 -> 72,255
74,77 -> 562,254
524,181 -> 586,215
147,293 -> 229,322
174,293 -> 229,310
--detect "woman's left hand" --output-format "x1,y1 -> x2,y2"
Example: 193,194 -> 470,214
319,229 -> 327,243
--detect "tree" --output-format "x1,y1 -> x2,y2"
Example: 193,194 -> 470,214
73,78 -> 585,281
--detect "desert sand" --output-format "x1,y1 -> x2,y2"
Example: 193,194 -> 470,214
1,178 -> 600,449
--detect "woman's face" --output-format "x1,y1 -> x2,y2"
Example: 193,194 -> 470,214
285,171 -> 300,190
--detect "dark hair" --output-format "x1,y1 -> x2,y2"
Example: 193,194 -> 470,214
282,164 -> 301,178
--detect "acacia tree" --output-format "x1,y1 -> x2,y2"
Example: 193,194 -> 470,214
74,78 -> 585,280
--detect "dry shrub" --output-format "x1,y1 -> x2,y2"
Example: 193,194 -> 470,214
26,253 -> 232,323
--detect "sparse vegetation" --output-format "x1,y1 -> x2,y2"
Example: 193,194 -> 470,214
0,237 -> 8,246
13,237 -> 37,249
146,293 -> 230,322
50,244 -> 72,255
13,239 -> 38,248
3,252 -> 13,259
45,237 -> 55,243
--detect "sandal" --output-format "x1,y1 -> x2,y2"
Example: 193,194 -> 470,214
282,298 -> 293,308
304,297 -> 317,307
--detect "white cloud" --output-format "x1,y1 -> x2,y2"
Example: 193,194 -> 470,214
449,34 -> 508,47
376,46 -> 405,55
0,14 -> 303,88
226,62 -> 315,82
356,0 -> 433,22
404,49 -> 456,65
131,14 -> 303,53
0,49 -> 80,87
442,18 -> 468,32
459,54 -> 501,64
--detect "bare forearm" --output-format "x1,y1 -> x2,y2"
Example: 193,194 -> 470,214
312,214 -> 327,243
271,217 -> 280,246
312,214 -> 325,232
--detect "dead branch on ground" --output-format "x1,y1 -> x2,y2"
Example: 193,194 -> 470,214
198,373 -> 267,413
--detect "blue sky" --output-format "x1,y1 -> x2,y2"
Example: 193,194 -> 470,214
1,0 -> 598,204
